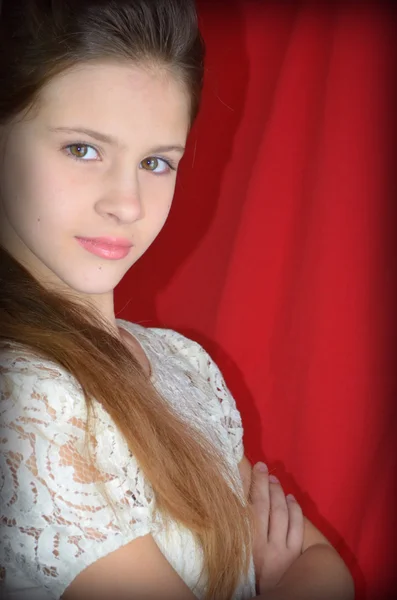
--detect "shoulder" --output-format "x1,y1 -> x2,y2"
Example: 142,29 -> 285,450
0,342 -> 86,424
0,341 -> 82,384
119,322 -> 245,463
118,320 -> 242,420
118,320 -> 213,378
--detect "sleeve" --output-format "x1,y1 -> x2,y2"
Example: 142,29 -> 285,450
155,329 -> 245,464
0,355 -> 152,600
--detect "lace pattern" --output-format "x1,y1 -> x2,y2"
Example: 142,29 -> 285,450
0,321 -> 255,599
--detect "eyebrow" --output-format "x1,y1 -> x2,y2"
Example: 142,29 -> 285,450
48,126 -> 186,154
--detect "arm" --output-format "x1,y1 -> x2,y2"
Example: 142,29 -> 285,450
2,362 -> 197,600
258,544 -> 354,600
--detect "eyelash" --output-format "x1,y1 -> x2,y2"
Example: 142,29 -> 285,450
62,142 -> 177,175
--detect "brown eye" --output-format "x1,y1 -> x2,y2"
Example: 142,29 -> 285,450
141,157 -> 159,171
65,143 -> 99,161
140,157 -> 173,175
69,144 -> 89,158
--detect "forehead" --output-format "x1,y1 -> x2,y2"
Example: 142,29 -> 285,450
35,62 -> 191,141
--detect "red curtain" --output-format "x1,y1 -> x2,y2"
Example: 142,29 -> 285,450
115,2 -> 397,598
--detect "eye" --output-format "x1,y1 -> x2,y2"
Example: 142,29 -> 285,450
140,157 -> 175,175
64,143 -> 100,162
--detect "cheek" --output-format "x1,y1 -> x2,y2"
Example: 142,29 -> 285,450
155,187 -> 175,226
1,152 -> 81,235
145,178 -> 175,217
138,185 -> 174,245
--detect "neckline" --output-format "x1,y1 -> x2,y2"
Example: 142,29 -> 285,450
116,319 -> 155,382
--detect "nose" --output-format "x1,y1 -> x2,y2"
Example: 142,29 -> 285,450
96,172 -> 143,224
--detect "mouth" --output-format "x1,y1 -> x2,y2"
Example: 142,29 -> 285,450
77,236 -> 133,247
75,237 -> 133,260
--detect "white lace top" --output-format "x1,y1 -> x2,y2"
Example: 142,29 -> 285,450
0,320 -> 256,600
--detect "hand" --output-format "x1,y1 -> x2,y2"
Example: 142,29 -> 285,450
249,462 -> 304,594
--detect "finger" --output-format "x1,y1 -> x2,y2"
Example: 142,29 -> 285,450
250,463 -> 270,508
286,494 -> 304,552
267,475 -> 289,544
250,463 -> 270,532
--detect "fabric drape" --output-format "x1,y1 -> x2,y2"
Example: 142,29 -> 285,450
115,2 -> 397,598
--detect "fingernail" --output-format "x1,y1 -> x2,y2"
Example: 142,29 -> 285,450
269,474 -> 279,483
256,462 -> 268,473
287,494 -> 296,502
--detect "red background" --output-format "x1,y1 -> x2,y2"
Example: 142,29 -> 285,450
115,2 -> 397,598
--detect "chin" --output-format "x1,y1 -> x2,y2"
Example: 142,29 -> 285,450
50,269 -> 122,297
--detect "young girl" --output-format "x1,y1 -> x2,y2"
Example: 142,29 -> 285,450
0,1 -> 354,599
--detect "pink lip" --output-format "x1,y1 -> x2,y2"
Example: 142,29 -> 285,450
76,237 -> 133,260
77,236 -> 133,247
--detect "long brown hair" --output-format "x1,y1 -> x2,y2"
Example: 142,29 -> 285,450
0,1 -> 254,598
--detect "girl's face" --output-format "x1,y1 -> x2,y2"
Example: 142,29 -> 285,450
0,62 -> 190,302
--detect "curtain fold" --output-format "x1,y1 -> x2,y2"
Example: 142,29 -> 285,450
115,2 -> 396,597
